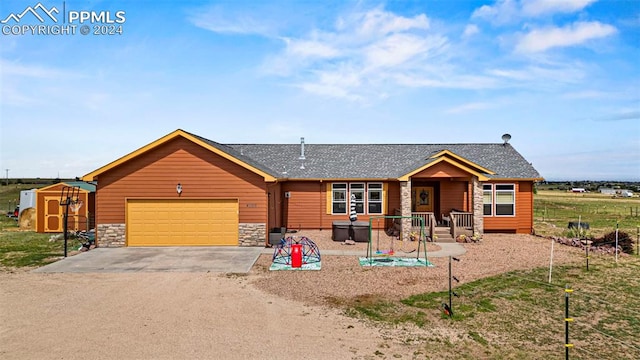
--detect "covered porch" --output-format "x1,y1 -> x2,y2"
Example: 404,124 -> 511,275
396,176 -> 484,242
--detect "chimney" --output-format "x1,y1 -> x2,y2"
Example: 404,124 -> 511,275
299,137 -> 306,160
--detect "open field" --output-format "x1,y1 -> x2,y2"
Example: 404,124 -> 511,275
534,190 -> 640,238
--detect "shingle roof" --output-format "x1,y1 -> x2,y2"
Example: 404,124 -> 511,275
223,142 -> 542,180
185,131 -> 280,176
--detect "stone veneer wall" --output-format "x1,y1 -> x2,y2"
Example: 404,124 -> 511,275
238,223 -> 266,247
97,223 -> 126,247
400,180 -> 412,241
96,223 -> 265,247
473,177 -> 484,236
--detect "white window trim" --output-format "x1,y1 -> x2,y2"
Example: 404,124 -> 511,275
483,183 -> 516,217
332,183 -> 347,214
367,183 -> 383,215
349,183 -> 366,214
331,182 -> 385,215
483,184 -> 493,216
494,183 -> 516,217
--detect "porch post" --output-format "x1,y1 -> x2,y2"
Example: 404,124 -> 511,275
472,177 -> 484,236
400,180 -> 412,241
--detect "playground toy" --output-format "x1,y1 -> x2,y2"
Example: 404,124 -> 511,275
272,236 -> 321,268
361,216 -> 433,267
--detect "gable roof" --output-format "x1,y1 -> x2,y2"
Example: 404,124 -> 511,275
82,129 -> 277,182
82,129 -> 542,182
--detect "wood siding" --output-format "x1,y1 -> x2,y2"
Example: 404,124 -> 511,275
280,181 -> 399,230
95,137 -> 267,225
282,182 -> 324,229
36,184 -> 92,233
483,181 -> 534,234
439,181 -> 469,214
266,182 -> 283,231
413,161 -> 472,178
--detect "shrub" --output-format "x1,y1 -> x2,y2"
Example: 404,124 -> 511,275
592,231 -> 635,255
563,227 -> 593,240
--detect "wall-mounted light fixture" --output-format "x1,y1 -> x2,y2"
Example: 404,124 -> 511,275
176,183 -> 183,196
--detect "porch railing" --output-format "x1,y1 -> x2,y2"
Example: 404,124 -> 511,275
450,211 -> 473,238
394,209 -> 436,238
411,212 -> 436,237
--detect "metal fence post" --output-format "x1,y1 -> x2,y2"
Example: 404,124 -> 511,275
565,285 -> 573,360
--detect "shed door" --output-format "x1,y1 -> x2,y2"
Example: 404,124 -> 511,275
126,199 -> 239,246
44,197 -> 62,232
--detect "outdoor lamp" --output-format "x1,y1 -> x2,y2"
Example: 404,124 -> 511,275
176,183 -> 182,195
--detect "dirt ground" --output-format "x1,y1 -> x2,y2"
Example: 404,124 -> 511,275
0,233 -> 584,360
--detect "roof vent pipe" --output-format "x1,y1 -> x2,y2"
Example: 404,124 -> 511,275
501,133 -> 511,146
299,137 -> 306,160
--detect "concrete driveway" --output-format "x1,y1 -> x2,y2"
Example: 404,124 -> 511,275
32,247 -> 264,273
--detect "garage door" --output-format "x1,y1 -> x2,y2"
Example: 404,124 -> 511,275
126,199 -> 238,246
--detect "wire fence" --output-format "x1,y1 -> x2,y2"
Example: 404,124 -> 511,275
505,256 -> 640,360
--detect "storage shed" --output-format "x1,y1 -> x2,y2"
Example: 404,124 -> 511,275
36,181 -> 96,233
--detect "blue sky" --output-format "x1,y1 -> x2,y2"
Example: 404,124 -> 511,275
1,0 -> 639,181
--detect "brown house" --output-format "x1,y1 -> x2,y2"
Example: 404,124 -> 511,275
82,129 -> 543,247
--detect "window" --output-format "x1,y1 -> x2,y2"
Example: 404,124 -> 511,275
350,183 -> 365,214
330,182 -> 385,215
483,184 -> 493,216
495,184 -> 515,216
483,183 -> 516,216
368,183 -> 383,214
332,183 -> 347,214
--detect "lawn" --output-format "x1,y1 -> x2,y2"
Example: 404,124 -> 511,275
0,183 -> 83,269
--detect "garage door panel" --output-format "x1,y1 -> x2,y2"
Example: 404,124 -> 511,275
127,199 -> 239,246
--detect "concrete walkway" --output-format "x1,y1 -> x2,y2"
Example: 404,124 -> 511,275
261,242 -> 466,258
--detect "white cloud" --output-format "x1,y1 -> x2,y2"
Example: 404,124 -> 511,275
515,21 -> 617,53
342,6 -> 430,37
258,7 -> 460,100
286,38 -> 340,58
463,24 -> 479,37
188,6 -> 275,36
488,64 -> 586,84
472,0 -> 520,25
363,33 -> 441,69
394,73 -> 500,90
245,4 -> 620,101
472,0 -> 597,24
445,101 -> 494,114
521,0 -> 596,16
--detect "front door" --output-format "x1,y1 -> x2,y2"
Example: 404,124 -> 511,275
414,186 -> 434,212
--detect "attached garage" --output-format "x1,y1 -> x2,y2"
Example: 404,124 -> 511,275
126,199 -> 239,246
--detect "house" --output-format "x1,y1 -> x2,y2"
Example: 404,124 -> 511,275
599,188 -> 634,197
599,187 -> 617,195
35,181 -> 96,233
81,129 -> 542,247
